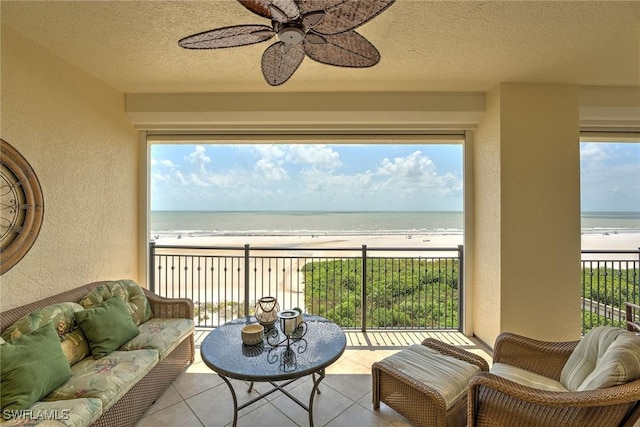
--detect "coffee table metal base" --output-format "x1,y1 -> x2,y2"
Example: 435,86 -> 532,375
219,370 -> 325,427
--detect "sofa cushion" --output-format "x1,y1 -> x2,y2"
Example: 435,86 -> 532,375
120,317 -> 195,359
1,302 -> 90,365
45,349 -> 159,413
577,332 -> 640,391
491,363 -> 568,392
0,323 -> 73,412
1,302 -> 84,341
79,279 -> 152,326
75,297 -> 139,359
561,326 -> 635,391
380,344 -> 481,409
60,328 -> 91,366
0,398 -> 102,427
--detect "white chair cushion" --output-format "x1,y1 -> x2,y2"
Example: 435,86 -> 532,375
560,326 -> 640,391
577,332 -> 640,391
381,344 -> 481,409
490,363 -> 568,392
560,326 -> 627,391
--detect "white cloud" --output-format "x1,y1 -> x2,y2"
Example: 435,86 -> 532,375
206,173 -> 236,188
377,151 -> 437,181
255,158 -> 289,181
301,168 -> 372,192
287,145 -> 342,169
151,158 -> 178,168
580,143 -> 610,163
151,171 -> 171,181
174,171 -> 188,185
159,159 -> 177,167
253,145 -> 286,160
373,151 -> 462,199
187,145 -> 211,174
189,173 -> 209,187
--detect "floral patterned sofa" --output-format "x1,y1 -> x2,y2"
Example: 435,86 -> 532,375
0,280 -> 194,427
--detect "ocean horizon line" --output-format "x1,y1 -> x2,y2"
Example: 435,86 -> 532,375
151,209 -> 639,214
150,210 -> 640,238
150,209 -> 465,214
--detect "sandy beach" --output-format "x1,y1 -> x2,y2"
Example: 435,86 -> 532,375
150,232 -> 639,326
153,230 -> 639,256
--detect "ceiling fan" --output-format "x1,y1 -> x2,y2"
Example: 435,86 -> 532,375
178,0 -> 396,86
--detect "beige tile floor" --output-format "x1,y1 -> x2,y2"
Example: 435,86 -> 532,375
135,330 -> 493,427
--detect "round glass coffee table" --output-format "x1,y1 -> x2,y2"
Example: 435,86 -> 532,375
200,315 -> 346,427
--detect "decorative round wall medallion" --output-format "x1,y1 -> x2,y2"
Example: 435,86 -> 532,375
0,139 -> 44,275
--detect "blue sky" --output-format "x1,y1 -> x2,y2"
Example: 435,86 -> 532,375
580,142 -> 640,212
151,142 -> 640,212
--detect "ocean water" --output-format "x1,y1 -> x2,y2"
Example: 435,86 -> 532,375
150,211 -> 463,237
581,211 -> 640,235
150,210 -> 640,238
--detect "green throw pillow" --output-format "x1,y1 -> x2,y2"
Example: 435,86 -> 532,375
75,297 -> 140,359
1,322 -> 72,412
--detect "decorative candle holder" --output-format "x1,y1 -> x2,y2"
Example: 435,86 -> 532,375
266,310 -> 307,349
254,296 -> 279,329
292,307 -> 303,327
279,310 -> 299,336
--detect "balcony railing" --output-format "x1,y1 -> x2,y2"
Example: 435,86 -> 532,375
149,242 -> 463,331
149,242 -> 640,333
581,248 -> 640,334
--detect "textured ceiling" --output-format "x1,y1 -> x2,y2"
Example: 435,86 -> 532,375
2,0 -> 639,94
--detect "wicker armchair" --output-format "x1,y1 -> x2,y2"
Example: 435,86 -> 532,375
467,332 -> 640,427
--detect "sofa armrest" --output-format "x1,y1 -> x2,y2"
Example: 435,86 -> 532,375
421,338 -> 490,372
493,332 -> 578,380
142,288 -> 194,320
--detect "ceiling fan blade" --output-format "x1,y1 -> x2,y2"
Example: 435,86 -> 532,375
261,41 -> 305,86
238,0 -> 300,21
295,0 -> 343,16
179,25 -> 275,49
305,32 -> 326,44
301,10 -> 325,29
299,0 -> 395,35
304,31 -> 380,68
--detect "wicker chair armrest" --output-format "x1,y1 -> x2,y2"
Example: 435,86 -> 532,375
421,338 -> 490,372
143,288 -> 194,320
625,302 -> 640,311
625,302 -> 640,332
372,360 -> 448,412
493,332 -> 578,380
469,373 -> 640,408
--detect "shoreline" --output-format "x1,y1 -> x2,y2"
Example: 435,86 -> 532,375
151,231 -> 640,251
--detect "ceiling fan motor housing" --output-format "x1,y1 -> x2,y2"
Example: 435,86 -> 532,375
277,24 -> 305,44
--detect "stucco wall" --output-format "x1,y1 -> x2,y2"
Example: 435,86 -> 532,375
499,83 -> 581,342
473,83 -> 581,346
473,86 -> 502,345
0,26 -> 139,310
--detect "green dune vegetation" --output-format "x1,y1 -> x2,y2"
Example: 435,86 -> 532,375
581,265 -> 639,333
303,257 -> 460,329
